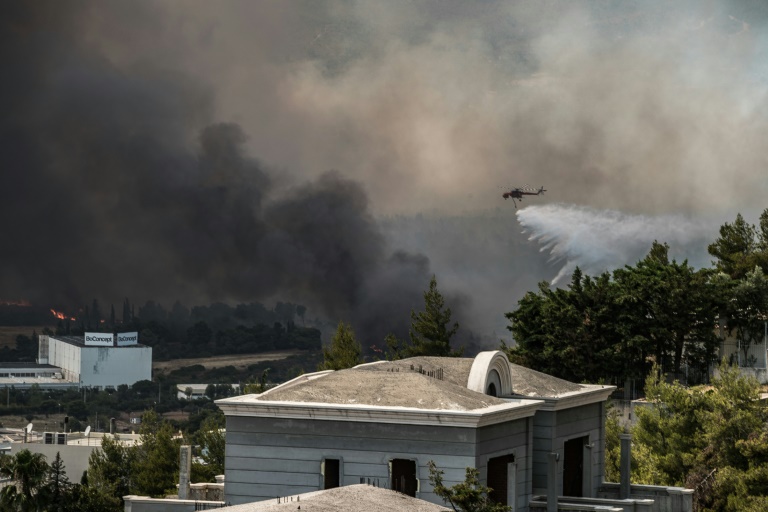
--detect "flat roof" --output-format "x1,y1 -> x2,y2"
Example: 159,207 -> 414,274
217,354 -> 614,425
509,363 -> 585,398
46,335 -> 148,348
259,367 -> 504,411
0,377 -> 78,389
358,356 -> 475,388
0,363 -> 58,370
331,356 -> 589,399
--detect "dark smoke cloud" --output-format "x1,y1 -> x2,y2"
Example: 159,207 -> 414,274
0,2 -> 442,345
4,1 -> 768,348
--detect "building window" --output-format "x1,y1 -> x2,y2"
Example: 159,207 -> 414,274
323,458 -> 340,489
391,459 -> 418,497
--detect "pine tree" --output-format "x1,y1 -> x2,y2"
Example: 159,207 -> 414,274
43,451 -> 71,512
132,410 -> 179,498
708,212 -> 765,279
122,298 -> 131,325
87,434 -> 134,502
408,275 -> 462,357
192,414 -> 226,482
318,322 -> 362,371
384,333 -> 407,360
91,299 -> 102,326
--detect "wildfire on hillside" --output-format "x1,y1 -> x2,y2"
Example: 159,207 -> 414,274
50,309 -> 76,322
0,299 -> 32,307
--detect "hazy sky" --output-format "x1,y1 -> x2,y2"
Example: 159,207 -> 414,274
3,1 -> 767,345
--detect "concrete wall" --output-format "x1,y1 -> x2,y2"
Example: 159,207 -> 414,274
475,416 -> 532,511
47,338 -> 82,383
79,345 -> 152,387
188,482 -> 225,502
731,366 -> 768,384
124,496 -> 225,512
532,402 -> 605,497
224,415 -> 491,506
10,443 -> 98,483
598,483 -> 693,512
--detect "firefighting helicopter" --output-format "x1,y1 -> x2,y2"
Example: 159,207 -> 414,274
502,186 -> 546,208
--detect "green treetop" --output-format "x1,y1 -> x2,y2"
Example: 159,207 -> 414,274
192,414 -> 225,483
427,460 -> 510,512
0,449 -> 49,512
506,241 -> 720,383
727,266 -> 768,365
408,275 -> 462,357
318,321 -> 363,371
630,362 -> 768,511
132,410 -> 180,498
41,451 -> 71,512
87,433 -> 134,502
708,211 -> 768,279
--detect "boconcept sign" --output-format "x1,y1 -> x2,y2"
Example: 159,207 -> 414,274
117,332 -> 139,346
84,332 -> 114,346
83,332 -> 139,347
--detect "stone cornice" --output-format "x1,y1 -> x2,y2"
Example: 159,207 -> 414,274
216,396 -> 544,428
510,385 -> 615,411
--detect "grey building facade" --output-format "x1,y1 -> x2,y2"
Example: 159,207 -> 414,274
217,351 -> 615,510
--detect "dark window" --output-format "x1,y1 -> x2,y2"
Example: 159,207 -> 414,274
488,453 -> 515,505
324,458 -> 340,489
391,459 -> 417,497
487,382 -> 497,396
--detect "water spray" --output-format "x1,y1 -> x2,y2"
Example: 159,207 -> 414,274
516,204 -> 713,285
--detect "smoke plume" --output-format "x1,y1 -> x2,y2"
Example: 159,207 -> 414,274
0,2 -> 441,344
3,1 -> 768,347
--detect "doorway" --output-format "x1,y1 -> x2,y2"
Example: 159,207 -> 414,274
391,459 -> 417,497
563,436 -> 588,497
323,458 -> 340,489
487,453 -> 515,507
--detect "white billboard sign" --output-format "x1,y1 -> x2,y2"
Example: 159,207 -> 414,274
117,332 -> 139,346
84,332 -> 114,346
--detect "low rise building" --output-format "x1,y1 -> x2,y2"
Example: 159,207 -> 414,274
217,351 -> 617,509
0,362 -> 75,390
38,333 -> 152,389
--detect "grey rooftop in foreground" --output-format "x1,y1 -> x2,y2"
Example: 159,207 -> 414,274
213,484 -> 450,512
217,352 -> 615,427
257,367 -> 506,410
249,354 -> 594,408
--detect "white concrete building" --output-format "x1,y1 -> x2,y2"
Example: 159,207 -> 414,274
38,334 -> 152,389
9,431 -> 141,486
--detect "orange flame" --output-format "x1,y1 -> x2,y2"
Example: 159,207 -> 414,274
50,309 -> 75,321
